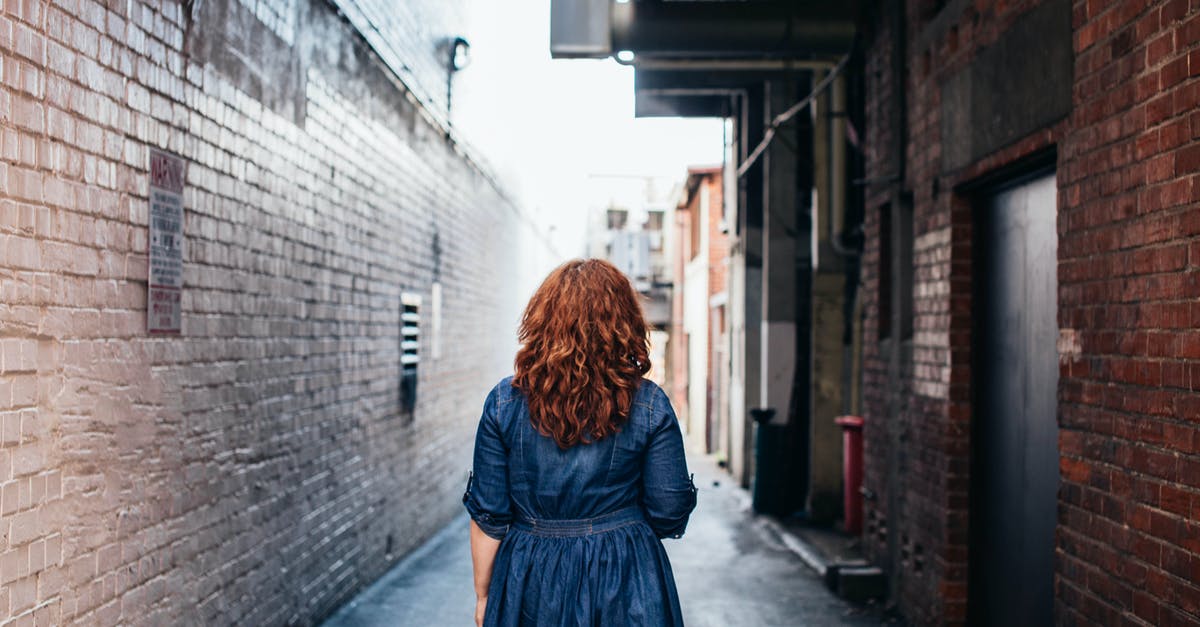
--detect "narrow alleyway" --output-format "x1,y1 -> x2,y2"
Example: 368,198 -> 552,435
322,456 -> 881,626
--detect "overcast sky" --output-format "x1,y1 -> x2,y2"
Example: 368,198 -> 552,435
453,0 -> 726,259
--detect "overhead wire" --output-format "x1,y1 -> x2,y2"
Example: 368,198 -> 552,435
736,51 -> 852,179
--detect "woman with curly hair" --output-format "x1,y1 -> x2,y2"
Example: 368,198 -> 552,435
463,258 -> 697,627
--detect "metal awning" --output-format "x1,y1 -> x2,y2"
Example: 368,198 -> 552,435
552,1 -> 856,60
552,0 -> 858,117
632,67 -> 772,117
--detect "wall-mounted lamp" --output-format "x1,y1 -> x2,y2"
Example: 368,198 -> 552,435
450,36 -> 471,72
445,36 -> 471,135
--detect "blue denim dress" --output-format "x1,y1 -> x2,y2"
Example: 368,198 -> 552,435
463,376 -> 698,627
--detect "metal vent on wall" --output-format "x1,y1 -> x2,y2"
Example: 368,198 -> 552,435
400,292 -> 421,414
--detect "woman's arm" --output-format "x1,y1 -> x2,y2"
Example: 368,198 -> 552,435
463,385 -> 511,625
469,519 -> 501,625
641,388 -> 698,539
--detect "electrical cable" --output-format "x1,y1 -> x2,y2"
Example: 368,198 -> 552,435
736,51 -> 852,179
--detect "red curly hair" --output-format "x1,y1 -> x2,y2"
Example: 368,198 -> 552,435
513,259 -> 651,448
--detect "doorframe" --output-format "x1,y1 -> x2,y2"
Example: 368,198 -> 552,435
964,161 -> 1059,626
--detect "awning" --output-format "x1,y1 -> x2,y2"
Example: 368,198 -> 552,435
552,0 -> 858,117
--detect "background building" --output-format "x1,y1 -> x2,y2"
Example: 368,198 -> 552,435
671,167 -> 732,457
585,174 -> 678,385
858,2 -> 1200,625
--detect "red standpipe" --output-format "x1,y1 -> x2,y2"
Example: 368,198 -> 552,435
835,415 -> 865,535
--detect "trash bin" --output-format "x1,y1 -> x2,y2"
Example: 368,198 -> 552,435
835,415 -> 865,535
751,408 -> 788,516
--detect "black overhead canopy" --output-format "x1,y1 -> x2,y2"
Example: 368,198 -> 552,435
551,0 -> 859,117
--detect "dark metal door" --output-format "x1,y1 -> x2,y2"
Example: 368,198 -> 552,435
969,172 -> 1059,627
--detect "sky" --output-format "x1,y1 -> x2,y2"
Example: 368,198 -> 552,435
452,0 -> 726,261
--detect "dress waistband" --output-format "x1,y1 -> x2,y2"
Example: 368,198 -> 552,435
513,505 -> 646,538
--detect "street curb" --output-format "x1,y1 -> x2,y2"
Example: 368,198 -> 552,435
756,511 -> 886,604
760,516 -> 831,578
708,462 -> 885,604
729,488 -> 831,577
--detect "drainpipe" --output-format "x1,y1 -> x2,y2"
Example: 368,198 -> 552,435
827,52 -> 866,420
828,70 -> 858,259
885,0 -> 908,611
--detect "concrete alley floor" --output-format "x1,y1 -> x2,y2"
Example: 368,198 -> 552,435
322,457 -> 884,626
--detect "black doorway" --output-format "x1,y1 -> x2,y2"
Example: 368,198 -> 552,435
969,171 -> 1060,626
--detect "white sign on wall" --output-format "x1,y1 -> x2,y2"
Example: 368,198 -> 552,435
147,149 -> 185,334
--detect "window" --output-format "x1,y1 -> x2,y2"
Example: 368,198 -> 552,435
647,211 -> 665,251
607,208 -> 628,230
878,203 -> 892,340
646,210 -> 664,232
877,198 -> 914,342
690,186 -> 707,261
899,198 -> 914,342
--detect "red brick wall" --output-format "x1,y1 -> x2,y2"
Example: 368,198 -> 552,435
861,3 -> 953,621
0,0 -> 539,624
705,173 -> 727,299
674,169 -> 723,425
1057,1 -> 1200,624
861,0 -> 1200,624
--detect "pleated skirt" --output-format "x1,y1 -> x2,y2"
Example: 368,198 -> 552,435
483,507 -> 685,627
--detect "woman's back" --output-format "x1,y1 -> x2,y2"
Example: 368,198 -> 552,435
468,377 -> 694,535
464,377 -> 696,626
463,259 -> 696,627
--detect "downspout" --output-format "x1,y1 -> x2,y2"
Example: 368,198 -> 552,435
827,67 -> 858,259
885,0 -> 908,611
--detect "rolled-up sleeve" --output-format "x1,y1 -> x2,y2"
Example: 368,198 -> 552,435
463,387 -> 511,541
641,388 -> 698,539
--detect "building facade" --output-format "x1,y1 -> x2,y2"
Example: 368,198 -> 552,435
553,0 -> 1199,624
859,2 -> 1200,624
0,0 -> 552,624
671,167 -> 732,456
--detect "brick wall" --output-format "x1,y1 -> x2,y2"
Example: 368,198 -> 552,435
675,167 -> 726,445
704,173 -> 727,299
1057,1 -> 1200,624
859,0 -> 916,615
325,0 -> 468,123
860,0 -> 1200,624
861,1 -> 1068,619
0,0 -> 544,624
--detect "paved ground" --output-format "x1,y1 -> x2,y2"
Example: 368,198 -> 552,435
322,456 -> 884,626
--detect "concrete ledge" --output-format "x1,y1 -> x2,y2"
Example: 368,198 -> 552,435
758,516 -> 885,604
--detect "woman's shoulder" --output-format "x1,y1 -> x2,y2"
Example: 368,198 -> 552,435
633,379 -> 675,424
487,375 -> 671,420
635,377 -> 664,403
489,375 -> 521,406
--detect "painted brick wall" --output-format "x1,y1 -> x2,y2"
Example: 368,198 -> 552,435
0,0 -> 544,624
326,0 -> 469,124
860,0 -> 1200,625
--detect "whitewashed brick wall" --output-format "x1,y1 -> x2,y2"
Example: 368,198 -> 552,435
0,0 -> 540,623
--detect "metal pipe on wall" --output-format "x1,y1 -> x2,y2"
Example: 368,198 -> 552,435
884,0 -> 909,606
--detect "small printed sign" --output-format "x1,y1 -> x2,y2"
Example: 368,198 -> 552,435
147,148 -> 185,334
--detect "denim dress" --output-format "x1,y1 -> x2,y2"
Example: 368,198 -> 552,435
463,376 -> 698,627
